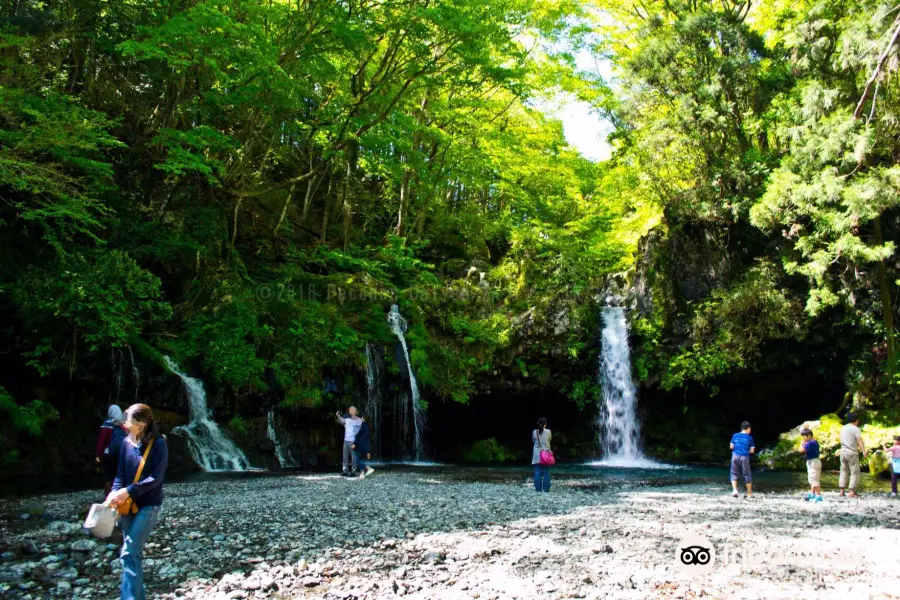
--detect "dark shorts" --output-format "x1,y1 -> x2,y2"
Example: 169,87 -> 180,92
730,454 -> 752,483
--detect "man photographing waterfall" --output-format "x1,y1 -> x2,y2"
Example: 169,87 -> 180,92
335,407 -> 363,476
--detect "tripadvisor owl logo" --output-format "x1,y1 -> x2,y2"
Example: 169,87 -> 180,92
674,534 -> 716,575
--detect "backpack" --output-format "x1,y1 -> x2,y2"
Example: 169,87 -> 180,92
108,425 -> 126,459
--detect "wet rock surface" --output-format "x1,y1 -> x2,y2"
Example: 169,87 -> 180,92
1,471 -> 899,599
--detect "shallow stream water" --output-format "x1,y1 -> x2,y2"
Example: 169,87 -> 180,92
3,462 -> 892,500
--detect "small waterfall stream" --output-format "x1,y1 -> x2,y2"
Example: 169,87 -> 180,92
387,305 -> 426,460
166,357 -> 253,471
363,343 -> 383,457
127,346 -> 140,403
597,306 -> 645,465
266,410 -> 297,468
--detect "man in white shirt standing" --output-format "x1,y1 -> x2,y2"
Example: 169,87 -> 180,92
839,413 -> 866,498
335,407 -> 363,476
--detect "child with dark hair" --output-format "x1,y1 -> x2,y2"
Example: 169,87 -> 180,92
799,428 -> 822,502
729,421 -> 755,499
884,435 -> 900,498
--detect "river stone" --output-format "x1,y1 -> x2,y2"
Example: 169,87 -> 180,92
53,566 -> 78,580
70,540 -> 96,553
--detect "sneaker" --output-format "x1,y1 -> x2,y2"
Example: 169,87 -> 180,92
358,470 -> 367,479
815,496 -> 823,503
340,471 -> 350,477
889,493 -> 897,498
732,491 -> 739,498
365,467 -> 375,477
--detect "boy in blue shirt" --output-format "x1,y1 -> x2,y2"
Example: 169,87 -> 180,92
798,428 -> 822,502
730,421 -> 755,498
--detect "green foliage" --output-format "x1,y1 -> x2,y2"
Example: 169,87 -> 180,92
463,438 -> 518,463
0,386 -> 59,466
11,251 -> 171,375
0,387 -> 59,437
226,415 -> 249,437
761,412 -> 900,472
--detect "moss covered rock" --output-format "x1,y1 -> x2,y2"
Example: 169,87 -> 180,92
762,413 -> 900,475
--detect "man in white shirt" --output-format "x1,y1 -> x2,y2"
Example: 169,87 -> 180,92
839,413 -> 866,497
335,407 -> 363,476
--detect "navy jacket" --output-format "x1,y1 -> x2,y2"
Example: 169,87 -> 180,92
353,422 -> 372,454
113,435 -> 168,509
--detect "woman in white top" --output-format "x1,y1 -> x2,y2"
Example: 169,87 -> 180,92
532,417 -> 552,492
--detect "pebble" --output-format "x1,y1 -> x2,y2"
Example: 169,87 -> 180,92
0,474 -> 897,600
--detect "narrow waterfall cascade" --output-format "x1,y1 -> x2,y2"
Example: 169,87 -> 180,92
363,343 -> 383,457
266,410 -> 297,468
127,345 -> 140,403
387,305 -> 427,460
165,356 -> 253,471
597,306 -> 649,466
111,347 -> 124,404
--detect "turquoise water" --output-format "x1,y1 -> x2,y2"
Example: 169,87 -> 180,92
2,462 -> 893,500
368,462 -> 894,494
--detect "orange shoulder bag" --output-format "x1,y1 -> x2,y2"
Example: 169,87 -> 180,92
116,438 -> 155,516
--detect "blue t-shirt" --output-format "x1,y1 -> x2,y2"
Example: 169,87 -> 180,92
730,432 -> 755,457
802,439 -> 820,459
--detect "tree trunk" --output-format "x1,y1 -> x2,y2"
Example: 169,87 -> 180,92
231,196 -> 243,248
300,171 -> 322,226
396,156 -> 412,237
320,175 -> 334,245
342,160 -> 353,252
273,181 -> 298,236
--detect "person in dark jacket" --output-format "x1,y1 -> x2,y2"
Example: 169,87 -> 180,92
352,413 -> 375,479
96,405 -> 127,495
106,404 -> 168,600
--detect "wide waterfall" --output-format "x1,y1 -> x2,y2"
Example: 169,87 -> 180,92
266,410 -> 297,468
363,343 -> 383,457
387,305 -> 426,460
597,307 -> 646,465
166,357 -> 253,471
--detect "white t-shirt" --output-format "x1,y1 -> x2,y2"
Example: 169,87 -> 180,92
840,423 -> 862,452
344,416 -> 363,442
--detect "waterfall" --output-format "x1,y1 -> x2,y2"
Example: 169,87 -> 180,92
111,347 -> 123,404
597,307 -> 644,464
165,357 -> 253,471
363,343 -> 383,457
266,410 -> 297,468
387,305 -> 426,460
127,345 -> 140,403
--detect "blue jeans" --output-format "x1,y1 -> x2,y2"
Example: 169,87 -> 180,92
355,450 -> 368,472
533,464 -> 551,492
119,504 -> 161,600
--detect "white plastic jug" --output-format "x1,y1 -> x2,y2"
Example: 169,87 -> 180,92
83,503 -> 118,539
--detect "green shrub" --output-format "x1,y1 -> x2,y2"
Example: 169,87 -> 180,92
463,438 -> 517,463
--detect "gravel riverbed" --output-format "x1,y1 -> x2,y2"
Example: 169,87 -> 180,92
2,469 -> 899,600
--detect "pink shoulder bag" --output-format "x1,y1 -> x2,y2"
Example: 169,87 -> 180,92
537,430 -> 555,466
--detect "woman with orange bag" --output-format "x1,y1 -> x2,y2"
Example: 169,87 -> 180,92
105,404 -> 168,600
